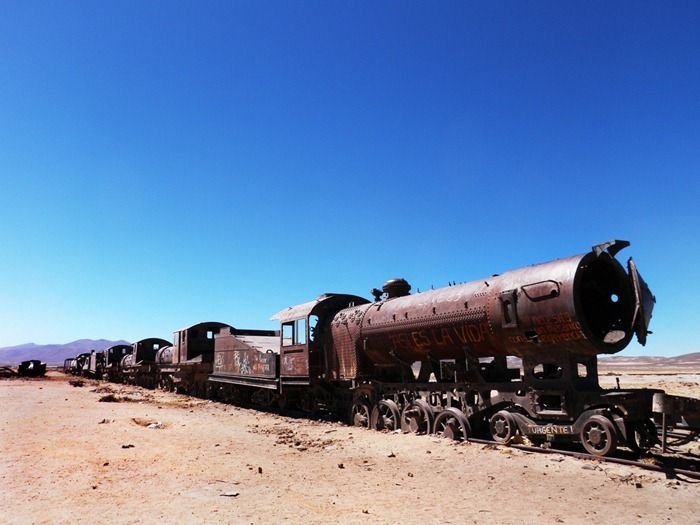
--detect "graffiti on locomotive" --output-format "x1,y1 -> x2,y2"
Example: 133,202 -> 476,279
509,312 -> 585,345
389,322 -> 490,351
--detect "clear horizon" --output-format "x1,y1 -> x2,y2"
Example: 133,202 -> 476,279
1,2 -> 698,357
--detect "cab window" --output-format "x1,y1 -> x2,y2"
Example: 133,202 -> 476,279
309,315 -> 319,342
282,318 -> 307,346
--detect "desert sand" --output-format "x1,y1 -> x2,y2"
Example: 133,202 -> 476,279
1,372 -> 699,525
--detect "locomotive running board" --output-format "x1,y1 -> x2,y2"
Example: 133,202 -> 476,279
208,374 -> 279,390
280,377 -> 312,387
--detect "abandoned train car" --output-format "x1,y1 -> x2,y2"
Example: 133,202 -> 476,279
76,240 -> 700,457
210,240 -> 697,456
155,321 -> 232,395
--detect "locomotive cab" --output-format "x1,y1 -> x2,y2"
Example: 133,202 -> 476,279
273,294 -> 369,386
131,338 -> 171,363
173,322 -> 232,364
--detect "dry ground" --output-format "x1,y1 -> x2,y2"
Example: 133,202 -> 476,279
1,372 -> 699,525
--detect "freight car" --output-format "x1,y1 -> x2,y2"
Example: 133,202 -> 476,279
207,240 -> 700,456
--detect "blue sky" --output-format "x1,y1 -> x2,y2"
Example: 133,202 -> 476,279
1,1 -> 698,356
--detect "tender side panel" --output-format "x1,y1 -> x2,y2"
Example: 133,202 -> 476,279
212,328 -> 279,386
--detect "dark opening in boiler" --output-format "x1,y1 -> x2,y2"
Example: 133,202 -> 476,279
577,257 -> 633,348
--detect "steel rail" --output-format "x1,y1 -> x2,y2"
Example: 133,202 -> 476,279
467,437 -> 700,481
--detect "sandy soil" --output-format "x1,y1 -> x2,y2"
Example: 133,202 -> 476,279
2,373 -> 699,525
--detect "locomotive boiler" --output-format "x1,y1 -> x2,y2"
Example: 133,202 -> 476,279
331,239 -> 654,379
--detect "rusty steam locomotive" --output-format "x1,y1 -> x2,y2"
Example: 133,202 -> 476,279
67,240 -> 700,456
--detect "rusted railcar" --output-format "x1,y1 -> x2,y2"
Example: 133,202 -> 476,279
17,360 -> 47,377
103,344 -> 133,382
74,352 -> 92,377
209,327 -> 280,405
267,240 -> 698,456
156,321 -> 233,396
121,338 -> 170,388
77,350 -> 105,379
63,357 -> 78,375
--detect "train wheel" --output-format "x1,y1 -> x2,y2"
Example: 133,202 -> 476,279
193,382 -> 204,398
433,408 -> 470,441
207,384 -> 219,401
351,402 -> 371,428
251,388 -> 275,407
580,415 -> 618,456
489,410 -> 518,443
277,393 -> 291,411
626,420 -> 658,452
401,399 -> 434,434
370,400 -> 401,431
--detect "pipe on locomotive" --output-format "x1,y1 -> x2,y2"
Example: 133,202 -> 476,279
331,240 -> 655,371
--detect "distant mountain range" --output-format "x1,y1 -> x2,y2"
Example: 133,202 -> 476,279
0,339 -> 131,365
599,352 -> 700,369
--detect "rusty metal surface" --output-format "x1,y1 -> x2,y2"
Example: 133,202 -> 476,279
131,338 -> 171,364
653,393 -> 700,430
329,241 -> 654,373
172,321 -> 232,364
272,294 -> 368,323
235,334 -> 280,353
276,294 -> 370,378
213,327 -> 279,379
280,345 -> 308,377
331,304 -> 371,379
627,258 -> 654,345
105,344 -> 133,366
155,345 -> 174,365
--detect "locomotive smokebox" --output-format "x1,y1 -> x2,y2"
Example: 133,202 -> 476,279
382,278 -> 411,299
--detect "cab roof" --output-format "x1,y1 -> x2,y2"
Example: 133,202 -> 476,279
271,294 -> 369,323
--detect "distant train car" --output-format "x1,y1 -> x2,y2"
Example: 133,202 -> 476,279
74,353 -> 92,376
17,360 -> 47,377
79,350 -> 105,379
63,358 -> 78,375
209,326 -> 280,405
121,338 -> 170,388
104,344 -> 133,382
156,321 -> 233,396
